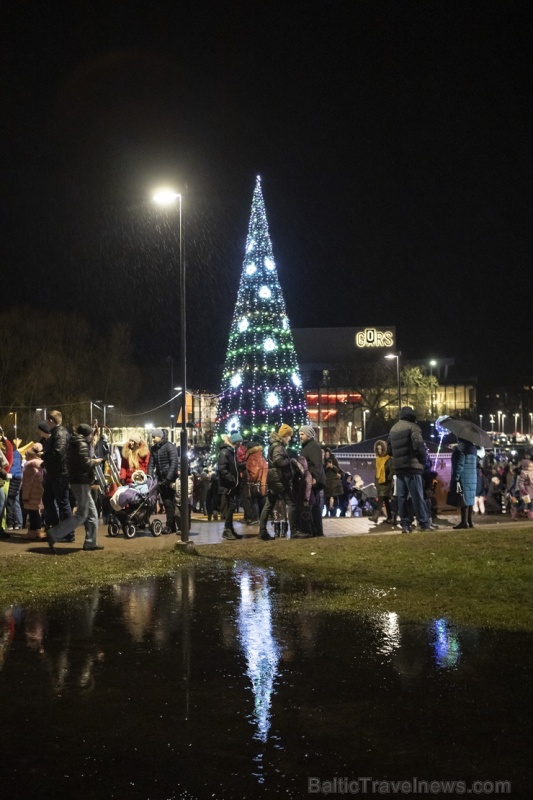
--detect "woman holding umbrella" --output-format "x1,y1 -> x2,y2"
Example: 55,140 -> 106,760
450,438 -> 478,529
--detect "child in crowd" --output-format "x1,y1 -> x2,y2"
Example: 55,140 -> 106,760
21,443 -> 46,540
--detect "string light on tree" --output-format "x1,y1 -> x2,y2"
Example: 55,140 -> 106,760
211,176 -> 308,451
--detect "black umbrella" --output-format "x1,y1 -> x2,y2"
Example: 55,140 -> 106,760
439,417 -> 493,449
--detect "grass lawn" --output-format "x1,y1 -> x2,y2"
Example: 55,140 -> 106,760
199,528 -> 533,631
1,528 -> 532,631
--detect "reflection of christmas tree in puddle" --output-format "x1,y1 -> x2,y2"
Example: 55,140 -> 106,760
236,567 -> 280,745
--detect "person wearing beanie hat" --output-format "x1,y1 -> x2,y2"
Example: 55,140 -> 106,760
299,425 -> 316,440
387,407 -> 438,533
46,423 -> 105,553
298,425 -> 327,537
217,432 -> 244,540
41,409 -> 72,531
120,433 -> 150,485
277,424 -> 294,440
258,424 -> 298,541
37,421 -> 50,435
77,423 -> 93,438
148,428 -> 178,533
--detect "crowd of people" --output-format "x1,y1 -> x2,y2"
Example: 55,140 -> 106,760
1,406 -> 529,549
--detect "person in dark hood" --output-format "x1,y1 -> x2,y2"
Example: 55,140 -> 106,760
46,424 -> 104,553
148,429 -> 178,533
217,432 -> 244,540
387,407 -> 438,533
298,425 -> 327,537
42,410 -> 72,530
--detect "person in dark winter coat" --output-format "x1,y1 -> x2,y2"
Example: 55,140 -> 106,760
42,410 -> 72,527
485,475 -> 503,514
290,453 -> 314,536
206,471 -> 220,521
387,406 -> 436,533
450,438 -> 478,529
217,432 -> 243,540
259,424 -> 297,540
298,425 -> 327,537
148,429 -> 178,533
47,424 -> 104,553
473,457 -> 488,515
323,447 -> 343,516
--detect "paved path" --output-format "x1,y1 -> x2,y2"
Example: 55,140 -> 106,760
0,510 -> 528,555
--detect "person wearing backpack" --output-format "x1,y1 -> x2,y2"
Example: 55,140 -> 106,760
244,435 -> 267,525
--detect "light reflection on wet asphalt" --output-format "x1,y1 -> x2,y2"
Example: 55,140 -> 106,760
0,563 -> 531,799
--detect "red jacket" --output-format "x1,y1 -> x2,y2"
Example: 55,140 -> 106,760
120,443 -> 150,484
0,438 -> 13,470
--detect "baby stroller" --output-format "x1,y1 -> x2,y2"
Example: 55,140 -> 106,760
108,474 -> 163,539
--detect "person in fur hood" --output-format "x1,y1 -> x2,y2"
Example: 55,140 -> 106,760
120,434 -> 150,484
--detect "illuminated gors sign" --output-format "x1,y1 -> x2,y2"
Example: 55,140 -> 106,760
355,327 -> 395,348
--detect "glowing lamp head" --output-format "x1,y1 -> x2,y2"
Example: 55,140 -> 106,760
153,188 -> 180,206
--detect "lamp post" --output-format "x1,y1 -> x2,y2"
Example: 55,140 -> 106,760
154,187 -> 190,546
513,412 -> 519,434
90,399 -> 102,426
501,414 -> 506,434
497,410 -> 502,433
429,359 -> 437,416
529,413 -> 533,436
385,352 -> 401,416
479,414 -> 483,428
489,414 -> 495,433
103,404 -> 114,427
9,411 -> 17,440
363,408 -> 369,441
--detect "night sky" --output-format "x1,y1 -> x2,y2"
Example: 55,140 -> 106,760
1,1 -> 532,402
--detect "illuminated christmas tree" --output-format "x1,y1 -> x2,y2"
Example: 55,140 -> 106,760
212,176 -> 308,447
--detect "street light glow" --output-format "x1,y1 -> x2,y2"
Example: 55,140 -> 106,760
153,188 -> 180,206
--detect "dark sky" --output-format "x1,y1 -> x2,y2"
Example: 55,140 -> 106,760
1,0 -> 532,399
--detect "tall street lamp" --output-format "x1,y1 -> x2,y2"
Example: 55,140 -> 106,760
90,399 -> 102,425
8,411 -> 17,440
385,352 -> 401,415
363,408 -> 369,441
429,359 -> 437,416
153,187 -> 190,547
103,404 -> 114,427
513,412 -> 519,434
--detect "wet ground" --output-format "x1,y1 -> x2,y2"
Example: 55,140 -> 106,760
0,563 -> 531,799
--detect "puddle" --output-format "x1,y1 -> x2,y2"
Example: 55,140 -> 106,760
0,564 -> 531,798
